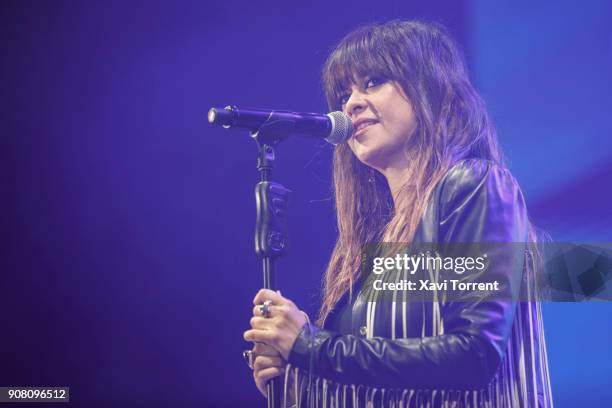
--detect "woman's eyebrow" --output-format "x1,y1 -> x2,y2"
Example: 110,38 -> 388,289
341,76 -> 362,92
336,81 -> 353,95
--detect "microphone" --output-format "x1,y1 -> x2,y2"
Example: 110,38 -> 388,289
207,106 -> 353,145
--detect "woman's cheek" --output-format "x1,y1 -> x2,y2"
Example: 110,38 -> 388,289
347,138 -> 358,154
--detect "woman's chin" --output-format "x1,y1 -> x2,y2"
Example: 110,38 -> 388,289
353,147 -> 387,170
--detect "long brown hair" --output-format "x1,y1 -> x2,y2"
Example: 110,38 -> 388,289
318,20 -> 504,325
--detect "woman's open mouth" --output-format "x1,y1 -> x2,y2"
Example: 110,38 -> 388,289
353,119 -> 378,139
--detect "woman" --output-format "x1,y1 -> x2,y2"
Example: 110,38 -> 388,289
244,20 -> 553,407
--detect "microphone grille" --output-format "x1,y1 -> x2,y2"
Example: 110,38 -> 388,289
325,111 -> 353,145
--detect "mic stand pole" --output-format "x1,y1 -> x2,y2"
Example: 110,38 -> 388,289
251,118 -> 292,408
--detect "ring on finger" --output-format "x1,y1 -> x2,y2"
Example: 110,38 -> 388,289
243,349 -> 255,369
259,299 -> 272,318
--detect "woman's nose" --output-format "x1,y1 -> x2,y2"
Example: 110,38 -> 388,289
345,91 -> 366,117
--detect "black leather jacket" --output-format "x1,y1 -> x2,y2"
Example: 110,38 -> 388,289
288,159 -> 529,391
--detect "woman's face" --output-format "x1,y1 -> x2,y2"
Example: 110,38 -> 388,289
341,77 -> 417,173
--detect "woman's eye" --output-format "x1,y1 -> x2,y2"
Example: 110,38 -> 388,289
365,77 -> 384,88
339,93 -> 350,106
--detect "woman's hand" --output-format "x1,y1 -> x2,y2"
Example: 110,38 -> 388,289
251,343 -> 285,397
244,289 -> 308,360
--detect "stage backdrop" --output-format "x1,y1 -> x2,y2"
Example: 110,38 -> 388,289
1,0 -> 610,406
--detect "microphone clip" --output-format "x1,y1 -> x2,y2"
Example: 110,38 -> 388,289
249,111 -> 297,146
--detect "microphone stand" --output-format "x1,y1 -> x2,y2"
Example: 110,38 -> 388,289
251,117 -> 293,408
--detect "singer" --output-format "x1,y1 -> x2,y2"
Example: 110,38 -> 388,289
243,20 -> 553,407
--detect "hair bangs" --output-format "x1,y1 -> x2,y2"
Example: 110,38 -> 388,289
323,26 -> 396,111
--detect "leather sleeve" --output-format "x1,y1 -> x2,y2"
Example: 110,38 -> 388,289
288,160 -> 528,389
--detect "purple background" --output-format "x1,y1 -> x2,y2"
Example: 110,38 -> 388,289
2,0 -> 611,406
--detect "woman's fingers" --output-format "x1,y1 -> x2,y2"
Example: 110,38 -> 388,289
255,365 -> 285,382
254,366 -> 286,397
252,303 -> 283,318
253,342 -> 281,357
253,355 -> 284,371
247,289 -> 303,397
251,347 -> 286,397
243,329 -> 275,344
253,289 -> 290,307
247,289 -> 307,360
249,316 -> 270,329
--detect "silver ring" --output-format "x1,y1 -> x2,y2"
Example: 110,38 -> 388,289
243,349 -> 254,369
260,299 -> 272,318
